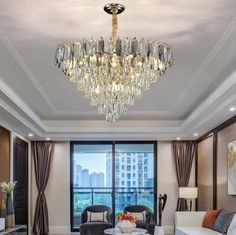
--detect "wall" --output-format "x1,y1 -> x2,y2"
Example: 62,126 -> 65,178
197,136 -> 214,210
0,126 -> 10,200
31,141 -> 195,234
158,142 -> 178,233
217,122 -> 236,210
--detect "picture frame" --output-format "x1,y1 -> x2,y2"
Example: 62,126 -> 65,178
227,139 -> 236,195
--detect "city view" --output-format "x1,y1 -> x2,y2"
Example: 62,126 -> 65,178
72,145 -> 154,227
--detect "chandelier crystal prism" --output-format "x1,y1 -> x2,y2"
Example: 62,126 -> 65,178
55,3 -> 173,122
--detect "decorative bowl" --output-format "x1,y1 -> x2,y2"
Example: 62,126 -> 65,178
118,220 -> 136,233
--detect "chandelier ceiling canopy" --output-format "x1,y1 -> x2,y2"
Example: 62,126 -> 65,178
55,3 -> 173,122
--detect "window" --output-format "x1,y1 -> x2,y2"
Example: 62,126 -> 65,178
71,141 -> 157,231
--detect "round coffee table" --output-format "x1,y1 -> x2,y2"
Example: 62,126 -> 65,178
104,227 -> 147,235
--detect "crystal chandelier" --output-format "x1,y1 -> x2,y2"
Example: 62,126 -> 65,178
55,3 -> 173,122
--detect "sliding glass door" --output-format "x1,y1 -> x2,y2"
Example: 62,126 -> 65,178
70,141 -> 157,231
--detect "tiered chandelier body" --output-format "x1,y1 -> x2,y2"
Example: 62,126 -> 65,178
55,3 -> 173,122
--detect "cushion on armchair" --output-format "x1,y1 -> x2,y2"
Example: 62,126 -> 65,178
127,211 -> 146,222
87,211 -> 108,222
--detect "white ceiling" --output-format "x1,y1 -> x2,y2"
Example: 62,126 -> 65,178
0,0 -> 236,140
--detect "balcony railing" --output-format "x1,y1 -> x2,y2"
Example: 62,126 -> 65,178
72,187 -> 154,227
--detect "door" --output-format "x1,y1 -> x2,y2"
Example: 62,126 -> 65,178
70,141 -> 157,231
13,137 -> 28,225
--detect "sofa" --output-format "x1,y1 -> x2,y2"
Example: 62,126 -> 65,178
175,211 -> 236,235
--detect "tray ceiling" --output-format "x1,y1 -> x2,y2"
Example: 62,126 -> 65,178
0,0 -> 236,139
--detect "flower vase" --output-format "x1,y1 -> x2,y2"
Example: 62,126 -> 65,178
6,194 -> 15,228
118,220 -> 136,233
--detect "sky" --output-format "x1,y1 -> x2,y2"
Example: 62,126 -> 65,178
74,153 -> 107,174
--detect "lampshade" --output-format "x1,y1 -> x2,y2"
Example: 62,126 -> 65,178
179,187 -> 198,199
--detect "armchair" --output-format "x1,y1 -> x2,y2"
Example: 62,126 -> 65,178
80,205 -> 113,235
124,205 -> 156,235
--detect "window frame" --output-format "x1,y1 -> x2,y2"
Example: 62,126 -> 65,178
70,141 -> 158,232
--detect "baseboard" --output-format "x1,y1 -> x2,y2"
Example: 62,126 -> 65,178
49,226 -> 72,234
164,225 -> 174,234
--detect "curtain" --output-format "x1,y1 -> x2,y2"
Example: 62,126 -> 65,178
32,141 -> 54,235
172,141 -> 197,211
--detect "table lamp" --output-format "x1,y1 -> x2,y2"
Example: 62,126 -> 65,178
179,187 -> 198,211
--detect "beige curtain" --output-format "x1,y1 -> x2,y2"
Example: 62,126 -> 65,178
32,141 -> 54,235
172,141 -> 197,211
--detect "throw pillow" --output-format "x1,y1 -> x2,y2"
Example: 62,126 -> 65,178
203,209 -> 221,229
127,211 -> 146,222
87,211 -> 108,223
227,214 -> 236,235
212,209 -> 235,234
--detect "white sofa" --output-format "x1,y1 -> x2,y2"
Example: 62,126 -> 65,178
175,211 -> 236,235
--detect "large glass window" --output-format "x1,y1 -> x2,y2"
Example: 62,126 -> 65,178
70,142 -> 157,231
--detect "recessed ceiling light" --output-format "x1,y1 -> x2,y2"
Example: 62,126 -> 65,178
28,133 -> 34,137
194,133 -> 198,137
46,137 -> 50,141
229,106 -> 236,112
176,137 -> 181,140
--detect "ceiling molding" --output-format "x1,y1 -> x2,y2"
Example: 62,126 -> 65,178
181,70 -> 236,131
0,78 -> 47,130
172,15 -> 236,109
0,27 -> 57,113
186,91 -> 236,134
0,97 -> 43,136
44,120 -> 181,133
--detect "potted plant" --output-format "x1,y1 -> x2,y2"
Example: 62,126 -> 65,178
117,212 -> 137,233
0,181 -> 17,228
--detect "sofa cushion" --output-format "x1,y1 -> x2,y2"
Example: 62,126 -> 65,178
176,226 -> 222,235
212,209 -> 235,234
203,209 -> 221,229
227,214 -> 236,235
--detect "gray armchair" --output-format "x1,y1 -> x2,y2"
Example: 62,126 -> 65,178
124,205 -> 156,235
80,205 -> 113,235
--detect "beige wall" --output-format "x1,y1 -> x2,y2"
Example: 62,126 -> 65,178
157,142 -> 178,231
197,136 -> 214,210
217,122 -> 236,210
31,141 -> 195,234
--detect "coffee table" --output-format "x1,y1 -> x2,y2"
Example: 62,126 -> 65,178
104,227 -> 147,235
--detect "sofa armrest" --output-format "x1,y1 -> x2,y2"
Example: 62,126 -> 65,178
175,212 -> 206,227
